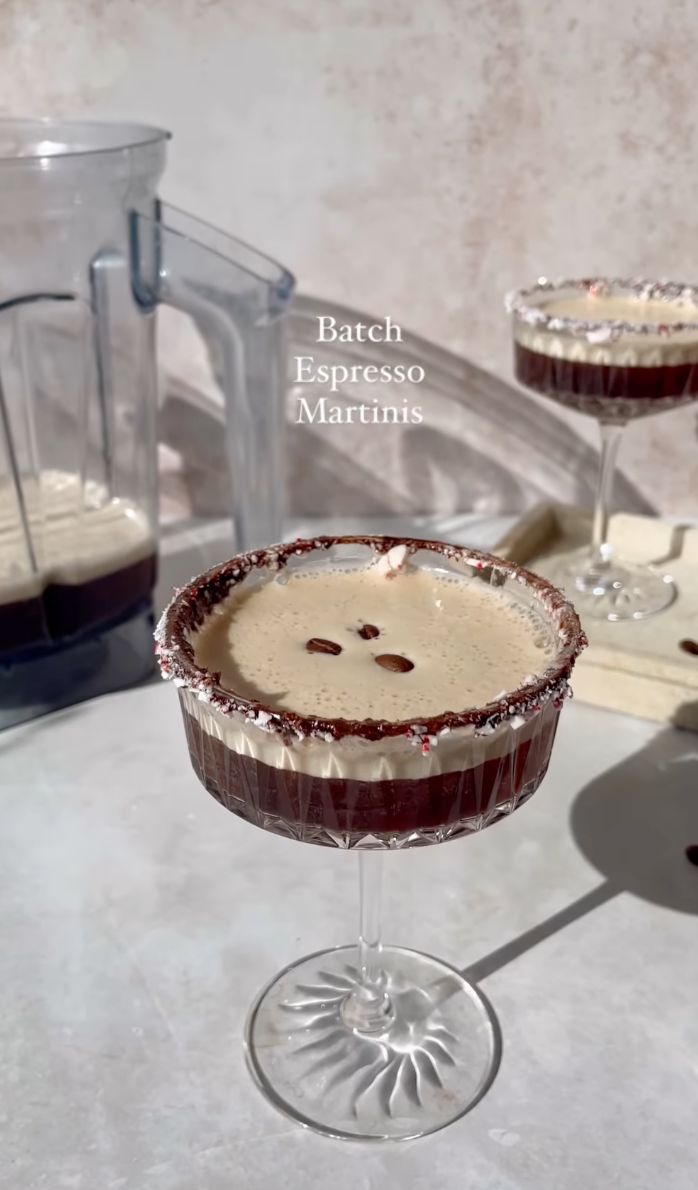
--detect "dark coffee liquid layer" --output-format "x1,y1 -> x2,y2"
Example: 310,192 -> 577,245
514,342 -> 698,412
0,553 -> 157,654
182,709 -> 560,844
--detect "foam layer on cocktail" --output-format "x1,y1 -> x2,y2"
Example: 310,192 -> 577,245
513,289 -> 698,367
193,564 -> 554,720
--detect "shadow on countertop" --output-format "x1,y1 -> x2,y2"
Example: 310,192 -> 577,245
465,707 -> 698,986
571,713 -> 698,915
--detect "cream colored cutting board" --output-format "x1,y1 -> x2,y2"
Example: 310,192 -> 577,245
496,504 -> 698,731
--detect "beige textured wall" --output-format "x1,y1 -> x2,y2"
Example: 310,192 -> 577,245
1,0 -> 697,513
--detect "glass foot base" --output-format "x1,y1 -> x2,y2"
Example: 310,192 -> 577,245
551,552 -> 676,621
244,945 -> 500,1141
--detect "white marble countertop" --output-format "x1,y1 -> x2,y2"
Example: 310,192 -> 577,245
2,517 -> 697,1189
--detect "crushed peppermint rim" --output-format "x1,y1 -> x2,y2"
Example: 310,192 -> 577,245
155,535 -> 587,744
505,276 -> 698,342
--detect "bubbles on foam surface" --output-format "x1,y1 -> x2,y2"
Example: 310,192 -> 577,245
194,561 -> 555,721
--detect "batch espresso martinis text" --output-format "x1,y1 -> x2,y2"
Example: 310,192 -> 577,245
294,316 -> 425,424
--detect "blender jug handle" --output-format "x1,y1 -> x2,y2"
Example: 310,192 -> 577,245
130,203 -> 294,550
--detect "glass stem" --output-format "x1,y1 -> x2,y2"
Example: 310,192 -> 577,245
589,422 -> 625,573
342,851 -> 394,1033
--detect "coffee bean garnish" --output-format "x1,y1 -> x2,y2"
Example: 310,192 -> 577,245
358,623 -> 380,640
685,844 -> 698,867
679,639 -> 698,656
375,653 -> 414,672
306,637 -> 342,655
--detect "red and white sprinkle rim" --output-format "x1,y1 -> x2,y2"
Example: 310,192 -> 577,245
505,276 -> 698,342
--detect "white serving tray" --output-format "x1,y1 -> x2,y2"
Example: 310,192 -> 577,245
495,504 -> 698,731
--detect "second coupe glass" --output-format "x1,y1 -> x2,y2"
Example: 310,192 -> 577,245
508,277 -> 698,620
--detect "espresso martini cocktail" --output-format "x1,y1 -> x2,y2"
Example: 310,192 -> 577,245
158,535 -> 585,1141
510,279 -> 698,419
508,278 -> 698,620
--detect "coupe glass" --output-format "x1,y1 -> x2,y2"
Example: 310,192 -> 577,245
157,535 -> 585,1141
507,278 -> 698,621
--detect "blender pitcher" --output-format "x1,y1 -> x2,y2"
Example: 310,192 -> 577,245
0,119 -> 294,727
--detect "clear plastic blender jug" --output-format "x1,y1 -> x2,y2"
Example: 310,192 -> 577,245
0,120 -> 293,726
